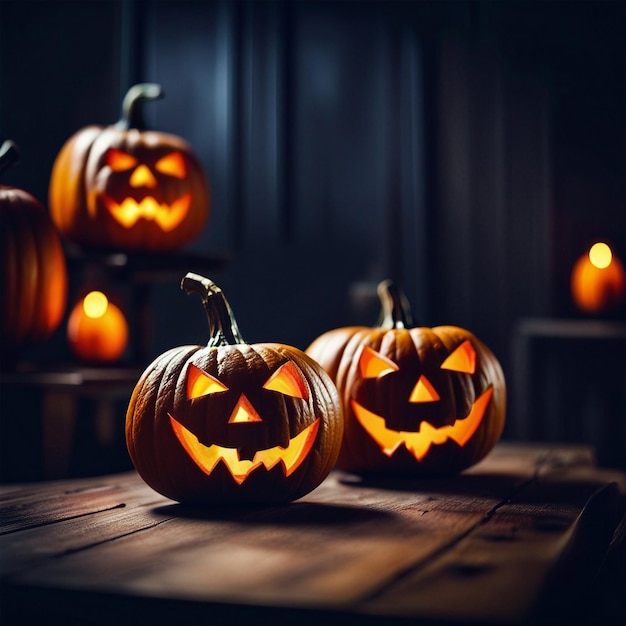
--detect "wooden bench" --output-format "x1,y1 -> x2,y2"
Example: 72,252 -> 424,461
1,442 -> 625,625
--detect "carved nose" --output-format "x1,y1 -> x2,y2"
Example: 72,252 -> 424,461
130,164 -> 157,188
229,394 -> 263,423
409,375 -> 440,403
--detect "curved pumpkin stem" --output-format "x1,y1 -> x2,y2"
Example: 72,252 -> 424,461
116,83 -> 164,130
377,279 -> 414,329
182,273 -> 246,348
0,140 -> 20,177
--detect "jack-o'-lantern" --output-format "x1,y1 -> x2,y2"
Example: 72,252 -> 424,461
125,273 -> 343,505
570,242 -> 625,314
0,140 -> 68,367
306,280 -> 506,476
67,290 -> 128,363
49,83 -> 210,252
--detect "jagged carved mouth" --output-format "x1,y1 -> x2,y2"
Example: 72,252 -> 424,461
101,193 -> 191,230
168,414 -> 320,485
351,387 -> 493,461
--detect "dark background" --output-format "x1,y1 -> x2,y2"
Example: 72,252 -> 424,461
1,0 -> 625,474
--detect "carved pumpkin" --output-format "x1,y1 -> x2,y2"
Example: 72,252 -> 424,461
49,83 -> 210,252
570,242 -> 625,314
67,290 -> 129,363
0,141 -> 68,366
306,280 -> 506,476
125,273 -> 343,505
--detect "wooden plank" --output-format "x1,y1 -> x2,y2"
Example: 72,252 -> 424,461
0,473 -> 168,535
362,473 -> 623,623
2,472 -> 504,609
1,443 -> 623,625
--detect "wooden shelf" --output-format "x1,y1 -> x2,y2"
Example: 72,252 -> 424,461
64,244 -> 231,283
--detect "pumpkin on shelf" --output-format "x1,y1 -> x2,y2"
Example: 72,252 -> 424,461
67,290 -> 129,363
306,280 -> 506,477
125,273 -> 343,505
570,242 -> 625,314
49,83 -> 210,253
0,140 -> 68,366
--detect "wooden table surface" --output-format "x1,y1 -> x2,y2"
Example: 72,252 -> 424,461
1,442 -> 625,626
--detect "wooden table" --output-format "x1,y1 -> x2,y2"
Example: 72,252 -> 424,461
1,443 -> 625,625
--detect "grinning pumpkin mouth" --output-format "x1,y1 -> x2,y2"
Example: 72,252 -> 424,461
101,193 -> 191,231
168,415 -> 320,485
351,387 -> 493,461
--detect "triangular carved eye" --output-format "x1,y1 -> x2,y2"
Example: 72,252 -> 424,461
187,364 -> 229,399
263,361 -> 309,399
359,346 -> 399,379
441,340 -> 476,374
155,152 -> 187,178
106,148 -> 137,171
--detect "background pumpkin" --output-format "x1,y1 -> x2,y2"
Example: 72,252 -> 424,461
125,273 -> 343,505
0,141 -> 68,368
306,280 -> 506,476
49,83 -> 210,252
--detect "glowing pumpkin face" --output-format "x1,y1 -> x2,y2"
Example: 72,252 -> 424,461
126,273 -> 343,505
306,280 -> 506,476
168,352 -> 321,487
49,84 -> 210,252
97,146 -> 193,232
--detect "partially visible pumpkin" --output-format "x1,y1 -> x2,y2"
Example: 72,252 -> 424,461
125,273 -> 343,505
0,141 -> 68,366
49,83 -> 210,252
570,242 -> 626,314
306,280 -> 506,476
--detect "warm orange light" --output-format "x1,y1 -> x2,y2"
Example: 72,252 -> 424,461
129,164 -> 157,188
588,242 -> 612,269
101,193 -> 191,230
68,291 -> 128,362
169,414 -> 320,484
352,387 -> 493,461
83,291 -> 108,318
410,375 -> 440,403
155,152 -> 187,178
571,243 -> 626,313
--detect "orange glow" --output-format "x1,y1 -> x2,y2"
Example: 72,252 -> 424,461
409,375 -> 440,403
106,148 -> 137,171
263,361 -> 309,399
83,291 -> 108,318
571,244 -> 626,313
228,394 -> 263,423
352,387 -> 493,461
68,293 -> 128,362
129,164 -> 157,188
169,414 -> 320,484
187,364 -> 229,399
589,242 -> 612,269
441,340 -> 476,374
155,152 -> 187,178
101,193 -> 191,230
359,346 -> 399,378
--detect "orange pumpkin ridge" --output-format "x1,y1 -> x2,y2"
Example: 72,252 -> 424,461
125,273 -> 343,505
306,280 -> 506,477
49,83 -> 210,252
0,141 -> 68,368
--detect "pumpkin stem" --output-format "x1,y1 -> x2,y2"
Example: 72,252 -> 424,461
378,279 -> 414,329
0,140 -> 20,177
182,273 -> 246,347
116,83 -> 164,130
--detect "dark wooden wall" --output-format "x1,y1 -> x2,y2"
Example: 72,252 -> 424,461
2,0 -> 625,445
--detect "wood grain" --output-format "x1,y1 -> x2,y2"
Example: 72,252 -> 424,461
1,443 -> 624,625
